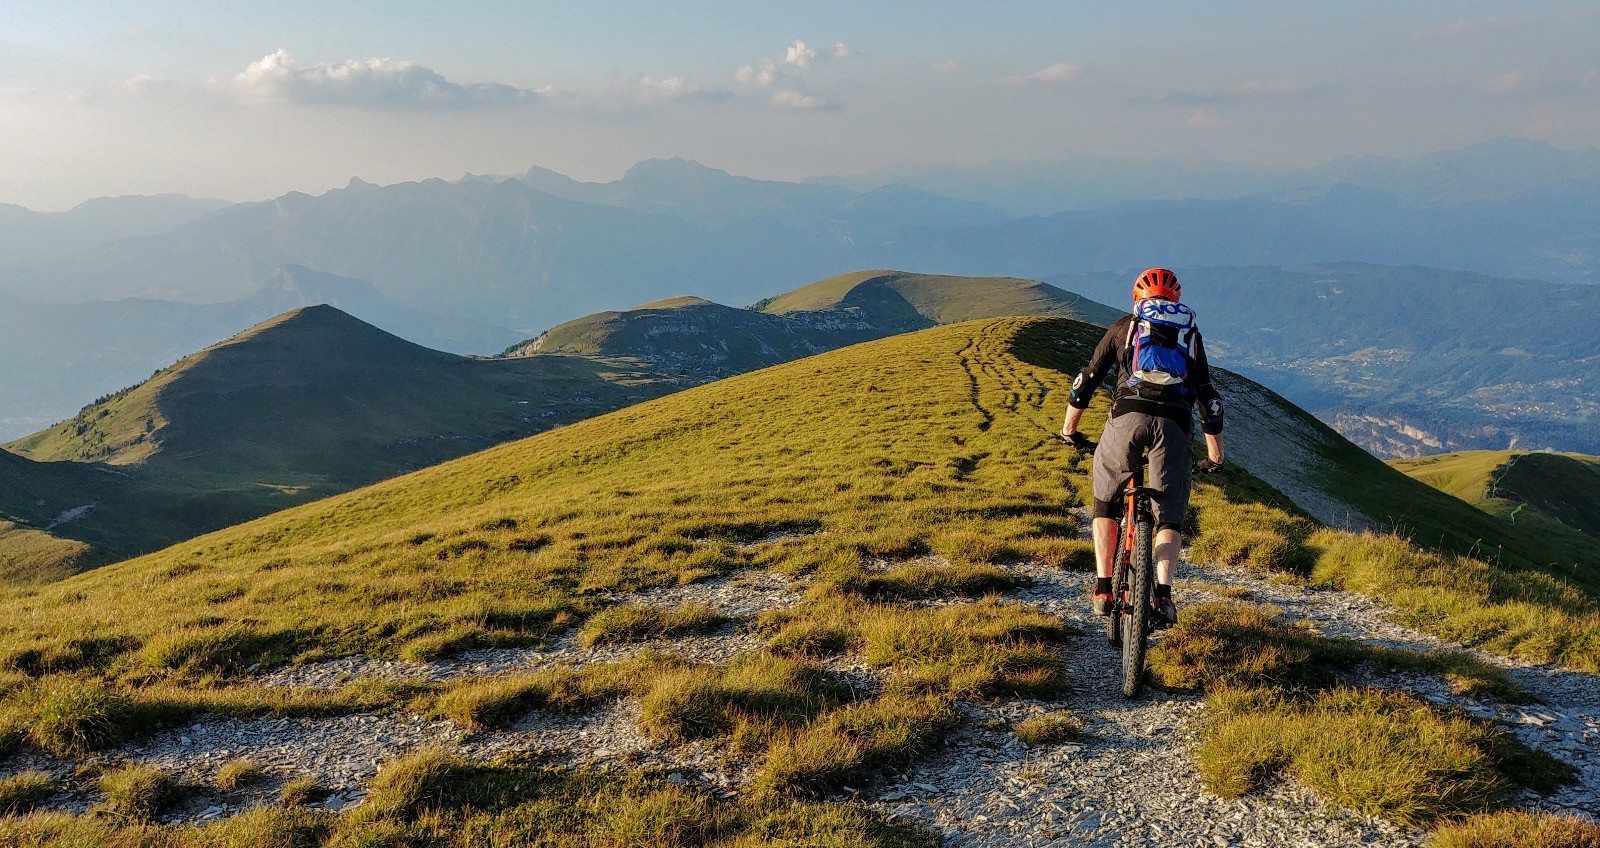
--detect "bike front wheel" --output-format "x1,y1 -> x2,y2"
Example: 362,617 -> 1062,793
1121,517 -> 1153,698
1107,545 -> 1126,648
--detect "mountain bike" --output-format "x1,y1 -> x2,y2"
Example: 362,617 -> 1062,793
1063,432 -> 1159,699
1105,464 -> 1160,698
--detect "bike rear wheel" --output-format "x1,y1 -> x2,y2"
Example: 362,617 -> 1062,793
1121,517 -> 1153,698
1106,544 -> 1126,647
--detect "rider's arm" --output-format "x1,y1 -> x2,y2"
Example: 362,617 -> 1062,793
1062,320 -> 1125,436
1190,330 -> 1225,464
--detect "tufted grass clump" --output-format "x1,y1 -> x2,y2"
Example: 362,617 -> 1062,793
761,594 -> 1073,698
1012,710 -> 1083,746
214,757 -> 268,790
97,763 -> 177,820
0,770 -> 57,815
429,652 -> 685,732
1148,601 -> 1526,702
1429,810 -> 1600,848
756,694 -> 956,798
638,653 -> 845,742
279,775 -> 324,808
809,561 -> 1027,601
1195,686 -> 1572,826
6,676 -> 139,757
577,601 -> 729,648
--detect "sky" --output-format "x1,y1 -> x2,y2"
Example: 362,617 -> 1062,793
3,1 -> 1598,209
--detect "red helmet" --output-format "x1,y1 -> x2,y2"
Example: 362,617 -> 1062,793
1133,267 -> 1180,302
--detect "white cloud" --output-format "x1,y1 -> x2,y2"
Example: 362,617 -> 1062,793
735,58 -> 778,89
231,49 -> 538,109
770,89 -> 833,111
632,75 -> 729,104
784,40 -> 819,68
780,39 -> 854,68
930,59 -> 958,73
1002,62 -> 1084,87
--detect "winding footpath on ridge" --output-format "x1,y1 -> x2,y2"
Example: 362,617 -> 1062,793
7,531 -> 1598,846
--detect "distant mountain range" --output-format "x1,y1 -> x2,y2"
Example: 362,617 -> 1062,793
1051,264 -> 1600,457
1,139 -> 1597,453
818,137 -> 1600,214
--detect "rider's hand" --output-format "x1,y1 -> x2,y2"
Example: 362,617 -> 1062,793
1194,457 -> 1223,474
1062,431 -> 1097,453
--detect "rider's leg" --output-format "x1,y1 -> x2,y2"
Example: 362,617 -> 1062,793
1092,517 -> 1118,578
1154,526 -> 1181,585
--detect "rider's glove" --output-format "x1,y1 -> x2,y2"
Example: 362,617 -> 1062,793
1194,458 -> 1223,474
1061,432 -> 1097,453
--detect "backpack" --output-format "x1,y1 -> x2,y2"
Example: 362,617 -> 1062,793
1124,298 -> 1198,396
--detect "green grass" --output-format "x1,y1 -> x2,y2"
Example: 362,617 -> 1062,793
278,776 -> 324,808
1197,686 -> 1570,826
1150,601 -> 1571,826
1429,811 -> 1600,848
577,601 -> 729,647
1012,710 -> 1084,746
213,758 -> 267,791
1148,601 -> 1527,702
0,770 -> 56,816
638,653 -> 844,743
97,763 -> 177,820
761,594 -> 1074,698
1,305 -> 683,575
755,695 -> 956,798
758,270 -> 1121,326
0,757 -> 940,847
1,316 -> 1596,841
1393,450 -> 1600,569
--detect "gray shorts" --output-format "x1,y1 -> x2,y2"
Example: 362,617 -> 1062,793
1091,411 -> 1193,528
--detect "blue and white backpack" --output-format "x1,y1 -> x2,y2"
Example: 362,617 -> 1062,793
1125,298 -> 1198,396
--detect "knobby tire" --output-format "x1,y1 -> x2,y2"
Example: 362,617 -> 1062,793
1122,517 -> 1153,698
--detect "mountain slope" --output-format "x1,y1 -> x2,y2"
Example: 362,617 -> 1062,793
759,270 -> 1124,328
20,316 -> 1579,640
1393,450 -> 1600,564
511,271 -> 1121,376
1,307 -> 683,572
0,264 -> 521,441
1,317 -> 1593,845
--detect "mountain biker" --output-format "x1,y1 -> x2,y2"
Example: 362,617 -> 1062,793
1059,267 -> 1225,625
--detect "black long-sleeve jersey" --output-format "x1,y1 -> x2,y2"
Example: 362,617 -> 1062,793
1067,313 -> 1225,435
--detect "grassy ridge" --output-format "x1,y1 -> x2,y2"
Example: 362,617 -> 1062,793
1393,450 -> 1600,567
0,306 -> 681,577
2,316 -> 1593,681
1,317 -> 1596,843
760,269 -> 1123,326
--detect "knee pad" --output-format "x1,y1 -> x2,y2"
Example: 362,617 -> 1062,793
1093,498 -> 1125,520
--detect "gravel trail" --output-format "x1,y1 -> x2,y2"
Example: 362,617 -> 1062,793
5,551 -> 1594,842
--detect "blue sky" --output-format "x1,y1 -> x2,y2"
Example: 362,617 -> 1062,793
3,1 -> 1597,208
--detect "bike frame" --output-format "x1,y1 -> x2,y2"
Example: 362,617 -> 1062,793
1106,463 -> 1160,698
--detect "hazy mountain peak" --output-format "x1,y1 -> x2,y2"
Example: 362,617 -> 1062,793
624,156 -> 725,178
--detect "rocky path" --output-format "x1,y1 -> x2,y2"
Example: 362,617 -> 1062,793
6,552 -> 1596,841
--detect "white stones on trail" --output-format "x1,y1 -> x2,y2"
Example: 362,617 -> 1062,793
1184,563 -> 1600,821
8,541 -> 1598,838
888,561 -> 1426,848
255,569 -> 800,689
